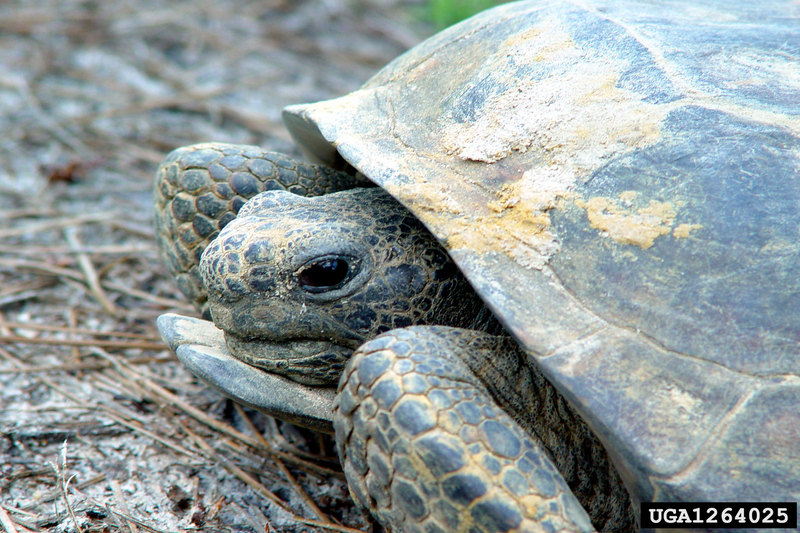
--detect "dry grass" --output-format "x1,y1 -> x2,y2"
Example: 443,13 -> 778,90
0,1 -> 427,531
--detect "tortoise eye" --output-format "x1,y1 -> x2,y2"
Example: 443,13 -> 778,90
297,256 -> 356,293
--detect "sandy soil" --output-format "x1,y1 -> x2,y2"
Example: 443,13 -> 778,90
0,1 -> 428,531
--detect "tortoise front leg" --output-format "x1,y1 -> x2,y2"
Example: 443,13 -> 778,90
154,143 -> 368,314
334,326 -> 604,533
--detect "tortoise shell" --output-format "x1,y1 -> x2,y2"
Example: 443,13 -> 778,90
281,0 -> 800,504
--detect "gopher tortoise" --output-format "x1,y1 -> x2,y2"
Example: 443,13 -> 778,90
155,1 -> 800,531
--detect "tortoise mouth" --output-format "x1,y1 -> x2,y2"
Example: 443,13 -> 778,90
224,332 -> 352,386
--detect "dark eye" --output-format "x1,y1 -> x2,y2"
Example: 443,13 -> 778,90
297,256 -> 356,293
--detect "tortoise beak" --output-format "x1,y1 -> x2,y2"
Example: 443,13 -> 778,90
157,313 -> 335,433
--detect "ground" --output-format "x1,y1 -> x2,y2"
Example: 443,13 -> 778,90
0,1 -> 429,531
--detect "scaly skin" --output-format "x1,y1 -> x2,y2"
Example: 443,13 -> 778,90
154,143 -> 636,532
154,143 -> 369,315
199,187 -> 491,385
336,327 -> 634,532
337,327 -> 596,532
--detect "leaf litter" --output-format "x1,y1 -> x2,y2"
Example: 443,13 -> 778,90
0,1 -> 427,531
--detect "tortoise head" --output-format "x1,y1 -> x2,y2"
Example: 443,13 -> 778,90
199,187 -> 486,385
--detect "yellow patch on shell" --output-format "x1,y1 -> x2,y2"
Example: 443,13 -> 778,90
443,178 -> 563,270
672,223 -> 703,239
427,20 -> 677,268
574,191 -> 680,249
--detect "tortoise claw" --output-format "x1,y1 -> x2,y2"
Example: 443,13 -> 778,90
157,313 -> 335,433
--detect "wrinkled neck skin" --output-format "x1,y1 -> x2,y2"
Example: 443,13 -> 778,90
200,187 -> 495,385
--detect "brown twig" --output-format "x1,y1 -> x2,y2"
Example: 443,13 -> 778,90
182,422 -> 294,513
0,243 -> 156,256
18,474 -> 107,510
102,280 -> 194,311
0,506 -> 21,533
0,258 -> 83,280
50,376 -> 200,458
0,345 -> 199,461
54,442 -> 85,533
234,403 -> 335,525
184,420 -> 364,533
0,355 -> 173,374
137,374 -> 342,477
64,227 -> 119,316
0,320 -> 161,340
110,481 -> 140,533
70,488 -> 178,533
0,213 -> 115,239
107,219 -> 157,240
0,334 -> 165,351
0,258 -> 193,311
